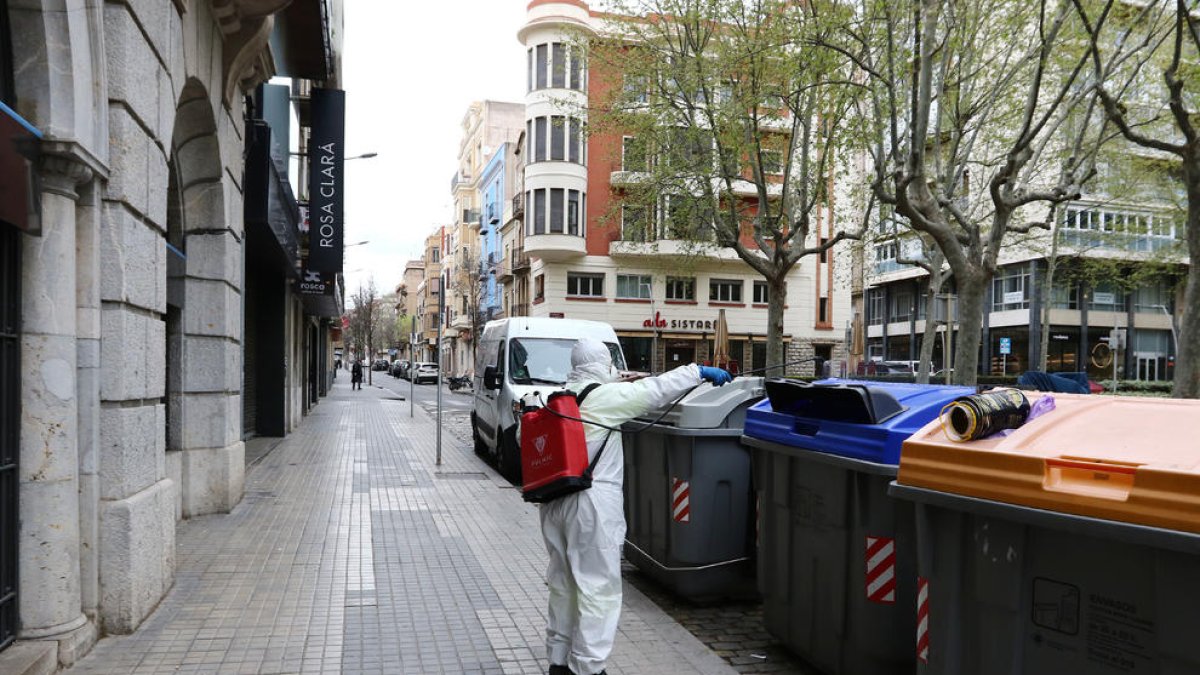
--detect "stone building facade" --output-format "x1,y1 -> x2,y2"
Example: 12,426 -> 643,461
0,0 -> 339,668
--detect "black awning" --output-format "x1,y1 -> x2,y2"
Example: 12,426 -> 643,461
244,120 -> 300,277
269,0 -> 333,82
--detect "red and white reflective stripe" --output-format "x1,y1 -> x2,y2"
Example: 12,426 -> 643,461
916,576 -> 930,664
672,478 -> 690,523
865,536 -> 896,604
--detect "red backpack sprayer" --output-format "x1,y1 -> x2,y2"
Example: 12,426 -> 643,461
517,359 -> 818,503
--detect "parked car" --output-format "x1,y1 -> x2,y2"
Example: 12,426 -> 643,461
857,360 -> 915,375
412,362 -> 439,384
472,317 -> 626,483
371,358 -> 390,371
390,360 -> 409,377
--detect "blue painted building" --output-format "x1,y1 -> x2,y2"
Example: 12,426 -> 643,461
478,143 -> 513,319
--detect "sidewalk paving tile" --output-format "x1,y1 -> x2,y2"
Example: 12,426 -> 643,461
67,382 -> 736,675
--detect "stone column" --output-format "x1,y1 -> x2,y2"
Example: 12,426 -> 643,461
76,179 -> 102,620
19,154 -> 92,649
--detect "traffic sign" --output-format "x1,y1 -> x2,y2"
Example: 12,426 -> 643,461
999,337 -> 1011,355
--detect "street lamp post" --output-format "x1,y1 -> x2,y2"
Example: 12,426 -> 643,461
640,280 -> 655,372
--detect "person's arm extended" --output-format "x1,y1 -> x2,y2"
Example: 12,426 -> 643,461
583,364 -> 702,427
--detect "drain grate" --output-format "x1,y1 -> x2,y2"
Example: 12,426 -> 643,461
433,472 -> 489,481
242,490 -> 277,502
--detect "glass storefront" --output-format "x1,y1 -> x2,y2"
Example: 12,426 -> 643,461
1046,327 -> 1080,373
618,336 -> 652,372
988,328 -> 1028,376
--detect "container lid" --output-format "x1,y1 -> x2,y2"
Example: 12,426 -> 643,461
765,378 -> 906,424
635,376 -> 765,429
897,393 -> 1200,533
742,379 -> 976,465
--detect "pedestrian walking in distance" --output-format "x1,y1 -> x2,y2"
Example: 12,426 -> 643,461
351,359 -> 363,390
536,339 -> 731,675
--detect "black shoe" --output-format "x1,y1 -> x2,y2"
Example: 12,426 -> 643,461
548,666 -> 572,675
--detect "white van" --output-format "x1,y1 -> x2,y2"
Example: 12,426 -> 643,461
472,317 -> 626,482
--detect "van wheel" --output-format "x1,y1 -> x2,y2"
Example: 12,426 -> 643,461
471,415 -> 488,458
498,425 -> 522,486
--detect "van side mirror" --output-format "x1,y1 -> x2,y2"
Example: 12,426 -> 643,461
484,365 -> 502,391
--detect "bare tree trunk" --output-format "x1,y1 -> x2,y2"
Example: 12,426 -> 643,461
766,275 -> 787,376
1174,178 -> 1200,397
916,269 -> 944,384
953,269 -> 987,386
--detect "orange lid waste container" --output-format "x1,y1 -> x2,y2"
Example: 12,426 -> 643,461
898,393 -> 1200,533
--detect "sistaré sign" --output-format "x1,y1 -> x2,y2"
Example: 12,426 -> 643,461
642,311 -> 719,331
307,88 -> 345,274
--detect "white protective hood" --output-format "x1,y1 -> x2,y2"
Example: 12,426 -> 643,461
567,338 -> 618,386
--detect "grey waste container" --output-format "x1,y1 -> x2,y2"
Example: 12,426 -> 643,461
742,379 -> 974,675
621,377 -> 765,602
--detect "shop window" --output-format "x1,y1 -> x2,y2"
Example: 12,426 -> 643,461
666,276 -> 695,301
617,274 -> 652,299
752,342 -> 767,370
567,272 -> 604,298
709,279 -> 742,303
753,281 -> 769,305
619,336 -> 653,372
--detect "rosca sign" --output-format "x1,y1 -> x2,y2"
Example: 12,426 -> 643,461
642,311 -> 718,331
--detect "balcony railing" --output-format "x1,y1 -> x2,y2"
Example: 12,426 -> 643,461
510,247 -> 530,274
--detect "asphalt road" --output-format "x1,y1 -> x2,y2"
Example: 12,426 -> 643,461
359,368 -> 475,413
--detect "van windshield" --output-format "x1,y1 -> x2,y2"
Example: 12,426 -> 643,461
508,338 -> 626,385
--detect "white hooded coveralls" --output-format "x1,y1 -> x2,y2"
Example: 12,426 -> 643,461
538,339 -> 701,675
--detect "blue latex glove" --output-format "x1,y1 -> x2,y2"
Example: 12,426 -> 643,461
698,366 -> 733,386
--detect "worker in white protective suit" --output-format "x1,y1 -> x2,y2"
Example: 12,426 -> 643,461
540,339 -> 732,675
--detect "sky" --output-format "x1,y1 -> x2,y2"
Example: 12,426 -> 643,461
340,0 -> 530,299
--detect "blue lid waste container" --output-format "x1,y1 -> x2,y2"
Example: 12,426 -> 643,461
742,379 -> 973,675
621,377 -> 765,602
